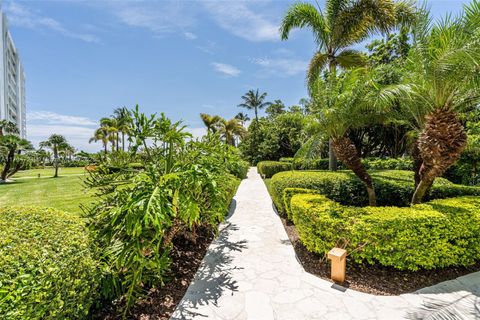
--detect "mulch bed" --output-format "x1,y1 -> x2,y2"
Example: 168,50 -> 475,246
94,226 -> 215,320
280,217 -> 480,295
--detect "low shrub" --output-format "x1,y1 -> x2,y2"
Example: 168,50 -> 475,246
292,158 -> 330,170
270,170 -> 480,212
0,206 -> 98,319
290,194 -> 480,270
228,159 -> 249,179
362,157 -> 413,170
279,157 -> 295,163
282,187 -> 320,219
257,161 -> 292,178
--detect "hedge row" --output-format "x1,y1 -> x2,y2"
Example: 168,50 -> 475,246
270,170 -> 480,212
257,161 -> 292,178
0,207 -> 98,319
290,194 -> 480,270
280,157 -> 413,171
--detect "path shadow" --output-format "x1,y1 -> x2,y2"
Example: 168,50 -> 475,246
172,201 -> 248,319
405,272 -> 480,319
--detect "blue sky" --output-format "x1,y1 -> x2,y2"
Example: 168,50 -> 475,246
4,0 -> 470,152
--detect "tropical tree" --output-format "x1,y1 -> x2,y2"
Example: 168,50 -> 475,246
90,127 -> 109,154
40,134 -> 68,178
265,100 -> 286,117
280,0 -> 416,170
0,120 -> 19,137
113,107 -> 132,151
311,68 -> 384,206
381,4 -> 480,204
238,89 -> 271,123
200,113 -> 222,133
0,134 -> 33,181
100,117 -> 120,152
218,118 -> 247,146
235,112 -> 250,126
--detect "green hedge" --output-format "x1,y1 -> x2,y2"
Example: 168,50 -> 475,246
0,207 -> 98,319
282,188 -> 320,220
292,158 -> 331,170
257,161 -> 292,178
290,194 -> 480,270
291,157 -> 413,171
279,157 -> 295,163
270,170 -> 480,213
228,159 -> 249,179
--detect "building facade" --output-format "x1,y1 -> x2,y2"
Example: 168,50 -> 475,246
0,11 -> 26,139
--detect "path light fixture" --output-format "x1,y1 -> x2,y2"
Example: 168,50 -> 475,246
327,247 -> 347,284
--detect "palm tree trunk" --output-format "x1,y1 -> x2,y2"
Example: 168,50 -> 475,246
332,136 -> 376,206
411,139 -> 422,188
116,133 -> 119,152
328,57 -> 338,171
0,148 -> 15,181
122,132 -> 125,151
53,149 -> 59,178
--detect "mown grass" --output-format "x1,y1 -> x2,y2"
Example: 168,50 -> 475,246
0,173 -> 94,214
12,167 -> 86,178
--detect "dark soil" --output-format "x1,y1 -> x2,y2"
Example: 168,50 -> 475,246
93,226 -> 215,320
281,217 -> 480,295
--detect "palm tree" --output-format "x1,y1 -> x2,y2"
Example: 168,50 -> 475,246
89,127 -> 109,154
311,68 -> 384,206
113,107 -> 132,151
238,89 -> 271,123
200,113 -> 222,133
0,135 -> 33,181
280,0 -> 416,170
218,118 -> 247,146
234,112 -> 250,126
0,120 -> 19,137
40,134 -> 68,178
381,4 -> 480,204
100,117 -> 120,152
265,100 -> 286,118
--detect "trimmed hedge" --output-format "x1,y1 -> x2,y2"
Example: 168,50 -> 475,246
257,161 -> 292,178
282,188 -> 320,220
279,157 -> 295,163
290,194 -> 480,270
270,170 -> 480,213
291,157 -> 413,171
0,207 -> 98,319
292,158 -> 330,170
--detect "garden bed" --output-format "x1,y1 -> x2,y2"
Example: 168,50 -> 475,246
280,217 -> 480,295
94,226 -> 214,320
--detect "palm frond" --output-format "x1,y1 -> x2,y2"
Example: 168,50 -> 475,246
336,49 -> 366,70
407,293 -> 480,320
307,51 -> 329,88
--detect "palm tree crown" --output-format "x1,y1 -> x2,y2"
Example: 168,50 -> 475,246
238,89 -> 271,122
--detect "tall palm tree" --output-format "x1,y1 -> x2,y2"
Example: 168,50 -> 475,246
381,4 -> 480,204
218,118 -> 247,146
200,113 -> 222,133
0,134 -> 32,181
265,100 -> 286,118
90,127 -> 109,154
238,89 -> 271,123
0,120 -> 19,137
113,107 -> 132,151
234,112 -> 250,126
40,134 -> 68,178
280,0 -> 416,170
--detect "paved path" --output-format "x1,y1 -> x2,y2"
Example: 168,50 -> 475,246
172,168 -> 480,320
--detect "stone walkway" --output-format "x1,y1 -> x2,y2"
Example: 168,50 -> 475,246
172,168 -> 480,320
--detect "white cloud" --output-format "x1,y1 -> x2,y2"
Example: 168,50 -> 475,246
27,124 -> 100,152
251,57 -> 308,77
28,111 -> 97,126
184,32 -> 197,40
211,62 -> 241,77
186,127 -> 207,140
5,1 -> 100,43
202,1 -> 279,42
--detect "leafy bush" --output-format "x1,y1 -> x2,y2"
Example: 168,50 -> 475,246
282,187 -> 319,219
270,170 -> 480,212
290,194 -> 480,270
292,158 -> 331,170
0,206 -> 98,319
279,157 -> 295,163
362,157 -> 413,170
257,161 -> 292,178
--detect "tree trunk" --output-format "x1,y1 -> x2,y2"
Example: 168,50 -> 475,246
332,136 -> 376,206
412,108 -> 467,204
0,148 -> 15,181
411,139 -> 422,189
122,132 -> 125,151
53,148 -> 59,178
328,139 -> 338,171
116,133 -> 119,152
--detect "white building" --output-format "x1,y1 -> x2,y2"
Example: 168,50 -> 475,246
0,11 -> 26,139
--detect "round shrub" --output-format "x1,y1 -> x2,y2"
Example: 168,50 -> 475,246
257,161 -> 292,178
290,194 -> 480,270
0,206 -> 98,319
270,170 -> 480,212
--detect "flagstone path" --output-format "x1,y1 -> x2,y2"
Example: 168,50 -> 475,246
172,167 -> 480,320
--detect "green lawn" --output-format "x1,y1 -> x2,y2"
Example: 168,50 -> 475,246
12,167 -> 86,179
0,174 -> 93,214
